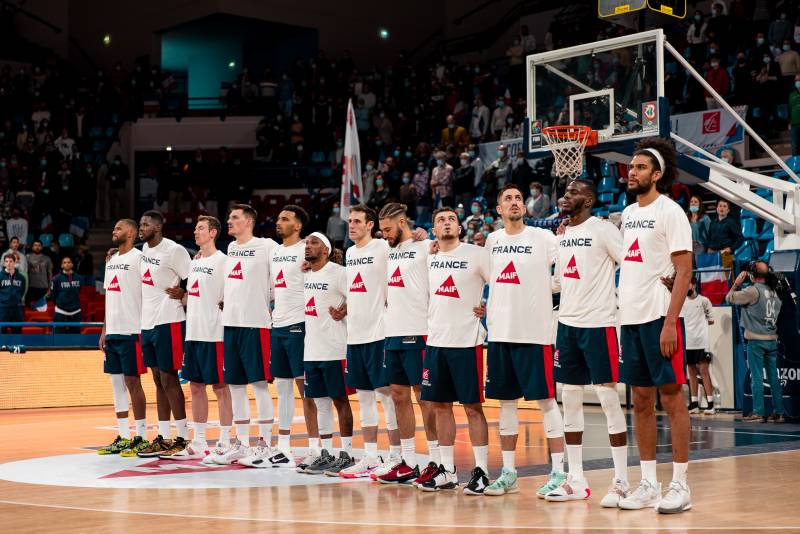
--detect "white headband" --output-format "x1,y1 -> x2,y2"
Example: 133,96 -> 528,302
642,148 -> 666,172
308,232 -> 331,255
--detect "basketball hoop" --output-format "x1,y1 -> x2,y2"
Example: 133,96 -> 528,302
542,125 -> 597,179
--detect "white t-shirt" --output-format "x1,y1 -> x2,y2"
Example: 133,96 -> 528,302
222,237 -> 277,328
186,250 -> 227,342
485,226 -> 558,344
303,261 -> 348,361
140,238 -> 191,329
104,248 -> 143,335
682,294 -> 713,350
427,242 -> 490,348
385,238 -> 430,338
619,195 -> 692,325
556,217 -> 622,328
345,238 -> 389,344
271,240 -> 306,328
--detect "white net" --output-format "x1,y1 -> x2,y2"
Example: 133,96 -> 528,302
542,126 -> 591,179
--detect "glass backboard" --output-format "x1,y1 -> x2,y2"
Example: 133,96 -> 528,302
526,29 -> 664,156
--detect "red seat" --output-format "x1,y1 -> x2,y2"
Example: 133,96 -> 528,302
22,326 -> 50,334
87,302 -> 105,321
28,312 -> 53,322
81,326 -> 103,334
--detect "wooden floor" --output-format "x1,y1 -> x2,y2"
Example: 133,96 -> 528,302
1,401 -> 799,533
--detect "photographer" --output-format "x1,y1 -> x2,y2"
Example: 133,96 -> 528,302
726,261 -> 785,423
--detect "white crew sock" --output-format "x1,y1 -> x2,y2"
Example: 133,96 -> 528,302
400,438 -> 415,466
566,444 -> 584,481
236,423 -> 250,446
502,450 -> 516,471
473,445 -> 488,473
690,396 -> 698,402
135,419 -> 147,438
641,460 -> 658,485
175,418 -> 188,439
321,437 -> 333,452
610,445 -> 628,482
551,452 -> 565,473
341,436 -> 353,455
389,444 -> 401,458
365,441 -> 378,460
218,425 -> 231,444
308,437 -> 321,455
158,420 -> 170,438
278,434 -> 291,452
117,417 -> 129,439
428,440 -> 440,465
440,445 -> 455,472
672,462 -> 688,484
258,422 -> 272,446
706,395 -> 714,403
194,422 -> 207,445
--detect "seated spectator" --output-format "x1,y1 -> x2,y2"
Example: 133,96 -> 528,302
706,199 -> 743,268
525,182 -> 550,219
687,195 -> 710,257
441,114 -> 469,152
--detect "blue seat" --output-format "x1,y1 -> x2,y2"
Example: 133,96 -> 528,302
601,161 -> 617,178
741,209 -> 756,219
595,209 -> 609,218
773,156 -> 800,179
755,188 -> 771,199
734,240 -> 757,262
760,239 -> 774,261
757,221 -> 773,241
89,126 -> 103,138
608,192 -> 628,213
598,177 -> 616,193
598,192 -> 615,204
741,218 -> 757,239
58,233 -> 74,248
38,233 -> 53,247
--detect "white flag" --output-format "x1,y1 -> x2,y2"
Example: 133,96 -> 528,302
340,99 -> 363,222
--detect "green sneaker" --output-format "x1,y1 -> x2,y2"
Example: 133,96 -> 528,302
484,467 -> 519,496
537,470 -> 567,499
97,435 -> 132,455
120,436 -> 150,457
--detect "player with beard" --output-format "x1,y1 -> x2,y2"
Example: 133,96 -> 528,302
263,205 -> 318,469
97,219 -> 148,456
420,207 -> 490,494
616,138 -> 693,514
375,203 -> 440,486
481,184 -> 565,498
135,211 -> 192,458
544,179 -> 630,506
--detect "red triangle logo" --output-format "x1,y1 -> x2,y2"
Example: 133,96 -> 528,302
304,296 -> 318,316
350,272 -> 367,293
107,275 -> 121,292
625,238 -> 644,263
388,267 -> 405,287
563,255 -> 580,279
435,275 -> 460,298
496,261 -> 520,284
274,269 -> 287,288
141,268 -> 154,286
188,279 -> 200,297
228,261 -> 243,279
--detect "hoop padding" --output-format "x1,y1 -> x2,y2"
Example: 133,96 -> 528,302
542,125 -> 593,179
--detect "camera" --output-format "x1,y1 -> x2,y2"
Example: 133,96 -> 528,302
745,260 -> 798,305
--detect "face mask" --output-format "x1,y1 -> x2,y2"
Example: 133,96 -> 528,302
781,13 -> 787,20
375,179 -> 384,187
366,164 -> 374,172
497,101 -> 504,108
689,205 -> 699,213
764,56 -> 771,64
785,45 -> 792,52
711,61 -> 720,68
460,159 -> 469,166
757,38 -> 765,46
417,165 -> 424,172
40,160 -> 47,167
795,81 -> 800,89
333,207 -> 340,214
376,140 -> 382,146
483,230 -> 490,237
470,205 -> 480,215
437,159 -> 445,166
474,67 -> 480,73
506,117 -> 514,125
393,150 -> 400,157
497,150 -> 504,158
694,14 -> 701,21
448,123 -> 455,129
709,48 -> 717,55
402,176 -> 410,184
405,151 -> 412,158
379,112 -> 385,119
469,151 -> 476,158
484,216 -> 493,224
467,229 -> 474,237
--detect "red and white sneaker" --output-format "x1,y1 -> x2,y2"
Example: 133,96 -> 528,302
545,475 -> 591,501
378,460 -> 419,485
339,456 -> 380,479
166,441 -> 207,461
412,462 -> 439,488
370,453 -> 401,480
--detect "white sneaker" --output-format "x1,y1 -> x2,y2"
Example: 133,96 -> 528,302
339,456 -> 381,479
213,441 -> 251,465
544,475 -> 591,501
202,441 -> 229,465
238,439 -> 273,468
619,480 -> 662,510
296,452 -> 318,473
266,448 -> 296,468
167,441 -> 207,461
657,481 -> 692,514
370,453 -> 401,480
600,478 -> 631,508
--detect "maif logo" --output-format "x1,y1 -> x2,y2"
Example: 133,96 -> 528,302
141,269 -> 154,286
228,262 -> 243,279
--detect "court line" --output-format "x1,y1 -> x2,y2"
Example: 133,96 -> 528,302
0,499 -> 797,530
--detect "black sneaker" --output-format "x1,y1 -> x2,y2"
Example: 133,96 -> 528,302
324,451 -> 355,477
463,466 -> 489,495
304,449 -> 335,475
688,402 -> 699,414
420,464 -> 458,492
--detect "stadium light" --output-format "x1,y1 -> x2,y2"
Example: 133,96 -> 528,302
378,28 -> 390,40
228,60 -> 236,70
102,34 -> 111,47
165,145 -> 172,152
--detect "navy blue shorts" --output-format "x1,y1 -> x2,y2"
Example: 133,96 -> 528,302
0,306 -> 23,322
485,342 -> 555,401
555,323 -> 620,385
104,334 -> 146,377
141,322 -> 185,372
383,336 -> 426,386
346,340 -> 387,390
420,345 -> 484,405
270,323 -> 305,379
223,326 -> 272,385
304,360 -> 354,399
182,340 -> 225,385
620,317 -> 687,387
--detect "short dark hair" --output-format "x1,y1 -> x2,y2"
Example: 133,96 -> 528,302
281,204 -> 309,230
633,137 -> 678,194
496,183 -> 525,202
142,210 -> 164,224
378,202 -> 408,220
351,204 -> 378,234
119,218 -> 138,231
9,236 -> 19,243
197,215 -> 221,239
32,239 -> 42,246
570,178 -> 597,203
3,253 -> 15,261
229,203 -> 258,223
432,206 -> 457,223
